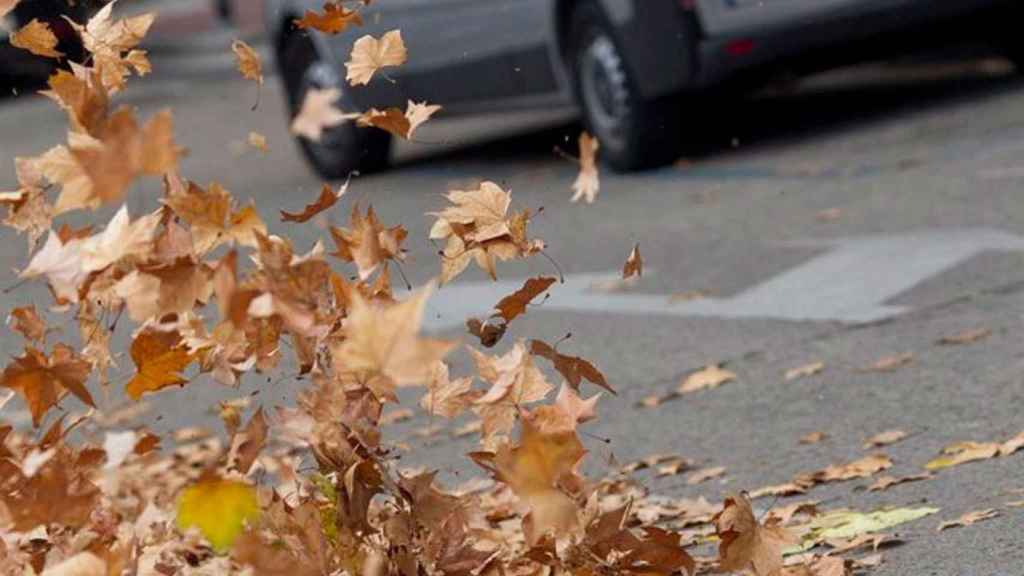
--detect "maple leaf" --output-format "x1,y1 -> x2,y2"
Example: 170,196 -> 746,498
527,383 -> 600,434
290,87 -> 359,141
164,177 -> 268,253
345,29 -> 407,86
125,330 -> 195,400
67,1 -> 155,91
0,187 -> 52,250
1,344 -> 94,427
329,203 -> 407,280
678,363 -> 736,393
466,317 -> 507,348
785,361 -> 824,381
42,67 -> 109,135
8,305 -> 47,343
488,417 -> 585,544
714,492 -> 797,576
937,509 -> 999,531
295,1 -> 363,34
529,338 -> 613,394
281,182 -> 348,223
420,361 -> 477,418
1,449 -> 99,530
862,429 -> 908,449
19,231 -> 88,304
79,204 -> 161,272
177,477 -> 260,552
493,276 -> 556,322
232,39 -> 264,108
470,340 -> 553,440
11,19 -> 63,58
570,132 -> 600,204
622,243 -> 642,279
331,284 -> 454,402
356,100 -> 441,139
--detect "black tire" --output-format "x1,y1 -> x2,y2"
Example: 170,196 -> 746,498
280,31 -> 390,180
567,1 -> 686,171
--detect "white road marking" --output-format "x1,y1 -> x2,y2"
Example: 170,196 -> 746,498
424,229 -> 1024,329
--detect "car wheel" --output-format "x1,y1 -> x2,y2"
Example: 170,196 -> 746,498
568,1 -> 685,171
280,31 -> 390,179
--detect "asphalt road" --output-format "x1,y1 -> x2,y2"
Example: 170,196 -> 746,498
4,47 -> 1024,572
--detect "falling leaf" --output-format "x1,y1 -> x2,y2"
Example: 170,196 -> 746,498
163,178 -> 268,254
529,338 -> 613,394
0,345 -> 94,427
925,440 -> 1000,470
570,132 -> 600,204
294,1 -> 363,34
8,306 -> 47,343
356,100 -> 441,139
867,473 -> 932,492
688,466 -> 726,485
622,243 -> 642,279
799,432 -> 827,445
785,361 -> 824,381
420,361 -> 477,419
125,331 -> 194,400
493,276 -> 556,322
714,492 -> 797,576
0,0 -> 19,18
66,2 -> 156,91
937,509 -> 999,532
470,341 -> 553,440
247,131 -> 268,153
678,364 -> 736,394
329,203 -> 407,280
232,39 -> 263,108
290,87 -> 358,141
281,182 -> 348,223
936,327 -> 991,345
345,30 -> 407,86
0,187 -> 53,250
11,19 -> 63,58
861,352 -> 913,372
176,477 -> 260,552
528,383 -> 600,434
466,317 -> 507,348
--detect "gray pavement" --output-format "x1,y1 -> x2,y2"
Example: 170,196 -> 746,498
3,46 -> 1024,573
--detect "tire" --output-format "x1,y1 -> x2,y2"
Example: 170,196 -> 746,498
280,31 -> 391,180
567,1 -> 686,171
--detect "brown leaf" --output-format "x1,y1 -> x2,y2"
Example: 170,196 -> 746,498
785,361 -> 824,381
687,466 -> 726,485
466,317 -> 507,348
867,473 -> 932,492
925,440 -> 1001,470
8,306 -> 47,343
678,364 -> 735,394
936,327 -> 991,345
494,276 -> 556,322
356,100 -> 441,139
419,361 -> 477,419
622,243 -> 642,280
125,330 -> 194,400
765,501 -> 818,525
294,1 -> 363,34
11,19 -> 63,58
329,203 -> 407,280
281,182 -> 347,223
0,344 -> 94,427
749,482 -> 809,499
570,132 -> 600,204
529,338 -> 613,394
714,492 -> 797,576
232,39 -> 263,84
231,408 -> 267,475
345,30 -> 407,86
862,429 -> 908,449
861,352 -> 913,373
67,3 -> 155,91
527,383 -> 600,434
799,431 -> 827,445
803,454 -> 892,484
937,509 -> 999,531
470,341 -> 552,440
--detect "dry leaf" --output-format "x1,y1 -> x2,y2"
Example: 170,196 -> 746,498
125,330 -> 194,400
936,327 -> 991,345
11,19 -> 63,58
420,361 -> 476,419
570,132 -> 600,204
925,440 -> 1000,470
803,453 -> 892,484
0,345 -> 94,427
232,39 -> 263,109
247,131 -> 268,153
714,492 -> 797,576
67,2 -> 156,91
656,458 -> 694,477
529,338 -> 613,394
687,466 -> 726,485
622,243 -> 642,279
785,361 -> 824,381
470,341 -> 553,440
356,100 -> 441,139
8,306 -> 47,343
290,87 -> 359,141
861,352 -> 913,372
799,431 -> 827,445
765,501 -> 818,526
937,509 -> 999,531
466,317 -> 507,348
329,203 -> 407,280
867,473 -> 932,492
294,1 -> 363,34
678,364 -> 735,394
527,383 -> 600,434
493,276 -> 556,322
0,0 -> 19,18
281,182 -> 347,223
346,29 -> 407,86
380,408 -> 414,425
750,483 -> 809,499
862,429 -> 908,449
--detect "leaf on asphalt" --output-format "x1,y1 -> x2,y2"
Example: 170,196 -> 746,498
860,352 -> 913,372
622,243 -> 642,279
797,454 -> 892,485
570,132 -> 600,204
714,492 -> 797,576
925,440 -> 1000,471
247,131 -> 268,153
798,507 -> 938,548
782,556 -> 850,576
345,29 -> 407,86
619,453 -> 690,474
0,344 -> 94,427
799,431 -> 827,445
294,1 -> 363,34
290,87 -> 359,141
937,509 -> 999,532
176,477 -> 260,552
750,482 -> 809,499
356,100 -> 441,139
638,393 -> 666,408
529,338 -> 613,394
8,306 -> 47,343
281,182 -> 348,223
765,501 -> 818,526
11,19 -> 63,58
678,364 -> 736,394
687,466 -> 726,485
862,429 -> 908,449
655,457 -> 695,477
785,361 -> 824,381
466,317 -> 507,348
936,327 -> 991,345
125,330 -> 194,400
867,472 -> 932,492
494,276 -> 556,322
823,533 -> 901,555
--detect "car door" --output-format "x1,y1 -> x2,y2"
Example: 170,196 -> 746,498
360,0 -> 557,111
695,0 -> 864,37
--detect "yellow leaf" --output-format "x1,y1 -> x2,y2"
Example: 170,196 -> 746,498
176,478 -> 259,553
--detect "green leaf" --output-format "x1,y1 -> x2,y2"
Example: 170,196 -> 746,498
788,506 -> 939,552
